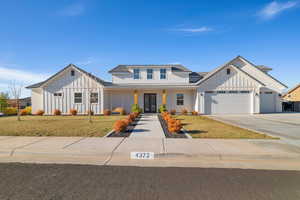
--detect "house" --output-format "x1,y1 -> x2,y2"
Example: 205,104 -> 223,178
26,56 -> 287,115
282,83 -> 300,112
7,97 -> 31,109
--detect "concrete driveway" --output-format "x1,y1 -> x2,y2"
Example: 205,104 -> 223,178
210,113 -> 300,140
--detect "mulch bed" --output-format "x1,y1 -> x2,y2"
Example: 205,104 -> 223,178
158,114 -> 187,138
108,116 -> 141,137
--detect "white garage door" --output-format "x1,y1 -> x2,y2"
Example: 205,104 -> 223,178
260,92 -> 276,113
204,91 -> 252,114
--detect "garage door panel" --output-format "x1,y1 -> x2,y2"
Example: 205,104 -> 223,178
205,91 -> 252,114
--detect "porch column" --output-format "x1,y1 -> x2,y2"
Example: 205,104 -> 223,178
134,90 -> 138,104
162,90 -> 167,105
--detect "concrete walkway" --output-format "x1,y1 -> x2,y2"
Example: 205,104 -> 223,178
129,114 -> 165,138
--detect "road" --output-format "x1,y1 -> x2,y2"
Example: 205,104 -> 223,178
0,163 -> 299,200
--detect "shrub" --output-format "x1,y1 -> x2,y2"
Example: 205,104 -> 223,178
4,107 -> 17,115
24,106 -> 32,115
181,108 -> 188,115
120,108 -> 126,115
113,120 -> 128,133
36,110 -> 44,116
20,109 -> 28,116
131,104 -> 142,113
167,118 -> 182,133
133,112 -> 139,118
191,111 -> 198,116
70,109 -> 77,116
87,110 -> 94,115
103,109 -> 111,116
159,104 -> 167,113
53,109 -> 61,116
128,113 -> 136,121
122,118 -> 131,126
170,109 -> 176,115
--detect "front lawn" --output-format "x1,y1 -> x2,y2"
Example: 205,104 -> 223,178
176,115 -> 277,139
0,115 -> 124,137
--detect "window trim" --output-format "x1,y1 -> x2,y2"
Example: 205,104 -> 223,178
176,93 -> 184,106
147,69 -> 153,79
54,93 -> 62,97
160,68 -> 166,79
133,69 -> 140,79
90,92 -> 99,104
74,92 -> 83,104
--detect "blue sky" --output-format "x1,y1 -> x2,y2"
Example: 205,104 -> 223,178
0,0 -> 299,97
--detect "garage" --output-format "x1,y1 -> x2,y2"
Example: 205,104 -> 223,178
260,92 -> 276,113
204,91 -> 252,114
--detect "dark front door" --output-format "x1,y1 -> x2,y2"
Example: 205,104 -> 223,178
144,93 -> 157,113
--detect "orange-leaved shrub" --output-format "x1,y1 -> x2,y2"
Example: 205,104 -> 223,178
181,109 -> 188,115
113,107 -> 126,115
35,110 -> 44,116
70,109 -> 77,116
113,120 -> 127,133
103,109 -> 111,116
170,109 -> 176,115
53,109 -> 61,116
167,118 -> 182,133
20,109 -> 28,115
191,111 -> 198,116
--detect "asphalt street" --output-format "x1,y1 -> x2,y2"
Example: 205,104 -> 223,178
0,163 -> 299,200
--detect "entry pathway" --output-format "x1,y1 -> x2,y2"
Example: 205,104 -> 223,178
129,114 -> 165,138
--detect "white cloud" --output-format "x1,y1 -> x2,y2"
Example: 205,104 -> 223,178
58,3 -> 85,16
0,66 -> 49,97
175,26 -> 213,33
258,1 -> 298,19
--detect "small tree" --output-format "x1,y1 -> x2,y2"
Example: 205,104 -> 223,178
9,81 -> 23,121
0,92 -> 9,113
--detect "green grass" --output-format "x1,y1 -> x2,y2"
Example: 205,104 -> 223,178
0,115 -> 124,137
176,115 -> 277,139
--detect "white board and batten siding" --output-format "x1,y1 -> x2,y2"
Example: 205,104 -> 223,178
197,66 -> 262,115
42,67 -> 104,115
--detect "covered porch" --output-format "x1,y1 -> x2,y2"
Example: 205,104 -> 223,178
103,86 -> 197,113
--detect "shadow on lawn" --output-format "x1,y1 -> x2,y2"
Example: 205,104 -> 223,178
185,130 -> 208,134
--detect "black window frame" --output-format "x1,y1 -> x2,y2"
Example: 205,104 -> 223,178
160,68 -> 166,79
74,92 -> 82,104
176,93 -> 184,106
54,93 -> 62,97
147,69 -> 153,79
90,92 -> 99,104
133,69 -> 140,79
71,70 -> 75,76
226,68 -> 231,75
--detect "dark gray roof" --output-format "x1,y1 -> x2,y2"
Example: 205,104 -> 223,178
109,64 -> 191,73
256,65 -> 272,72
189,72 -> 208,83
26,64 -> 111,89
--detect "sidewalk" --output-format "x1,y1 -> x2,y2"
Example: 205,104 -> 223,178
129,114 -> 165,138
1,135 -> 300,170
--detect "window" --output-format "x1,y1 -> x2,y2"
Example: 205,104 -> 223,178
265,92 -> 273,94
71,70 -> 75,76
147,69 -> 153,79
90,93 -> 98,103
240,91 -> 250,94
160,69 -> 166,79
217,91 -> 226,94
54,93 -> 62,97
205,91 -> 214,94
226,68 -> 231,75
176,94 -> 184,105
133,69 -> 140,79
74,93 -> 82,103
229,91 -> 238,94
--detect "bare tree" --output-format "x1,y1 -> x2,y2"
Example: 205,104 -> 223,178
9,81 -> 23,121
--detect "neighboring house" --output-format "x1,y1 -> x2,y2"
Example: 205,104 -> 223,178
282,83 -> 300,112
26,56 -> 287,115
7,97 -> 31,109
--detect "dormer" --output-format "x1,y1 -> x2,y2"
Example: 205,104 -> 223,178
109,65 -> 192,84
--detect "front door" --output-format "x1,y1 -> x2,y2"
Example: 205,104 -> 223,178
144,93 -> 157,113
